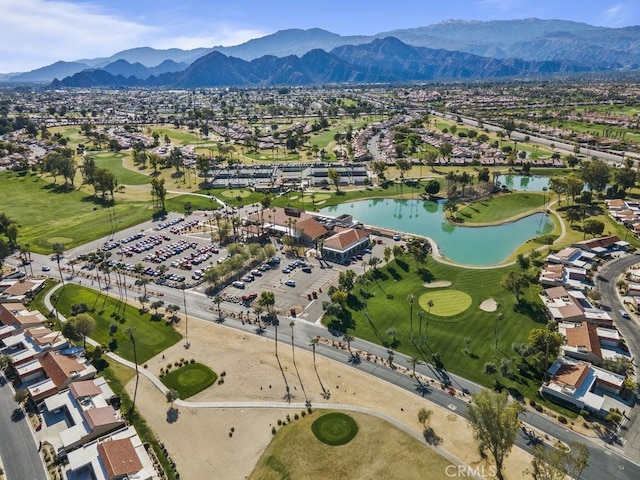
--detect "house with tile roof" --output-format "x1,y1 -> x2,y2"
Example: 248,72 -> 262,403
0,326 -> 67,366
43,377 -> 123,454
65,426 -> 157,480
540,286 -> 613,327
0,302 -> 47,330
27,351 -> 96,402
541,356 -> 628,415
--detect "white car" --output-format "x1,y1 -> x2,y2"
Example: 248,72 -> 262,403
619,309 -> 630,318
41,266 -> 51,272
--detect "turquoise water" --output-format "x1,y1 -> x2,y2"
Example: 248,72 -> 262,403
320,199 -> 553,265
497,175 -> 550,191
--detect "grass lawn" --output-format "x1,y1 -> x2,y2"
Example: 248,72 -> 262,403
333,255 -> 575,415
53,284 -> 182,363
195,188 -> 264,207
0,172 -> 153,253
311,412 -> 359,446
151,127 -> 199,145
91,152 -> 151,185
249,410 -> 454,480
160,362 -> 217,399
455,192 -> 546,224
164,194 -> 221,214
26,279 -> 58,316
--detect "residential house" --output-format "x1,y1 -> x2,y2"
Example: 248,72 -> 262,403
541,356 -> 627,415
65,426 -> 157,480
546,247 -> 597,269
44,377 -> 124,454
540,286 -> 613,326
0,302 -> 47,330
27,351 -> 97,402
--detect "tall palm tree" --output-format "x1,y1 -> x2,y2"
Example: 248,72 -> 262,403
181,282 -> 189,347
407,294 -> 415,342
425,299 -> 434,344
125,327 -> 139,415
52,242 -> 65,285
406,356 -> 424,382
417,310 -> 425,346
342,332 -> 354,355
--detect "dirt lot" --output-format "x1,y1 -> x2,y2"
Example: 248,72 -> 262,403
127,316 -> 533,480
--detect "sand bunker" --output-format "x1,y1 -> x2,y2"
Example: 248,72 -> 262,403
423,281 -> 452,288
479,298 -> 498,312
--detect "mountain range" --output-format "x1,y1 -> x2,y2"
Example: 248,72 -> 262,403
4,18 -> 639,85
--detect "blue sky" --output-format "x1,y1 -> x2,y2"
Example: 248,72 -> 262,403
1,0 -> 639,73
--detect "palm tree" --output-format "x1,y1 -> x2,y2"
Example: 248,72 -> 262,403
213,295 -> 223,322
342,331 -> 354,355
52,242 -> 65,285
406,356 -> 424,380
407,294 -> 415,342
425,299 -> 434,343
417,310 -> 425,346
126,327 -> 139,415
181,282 -> 189,347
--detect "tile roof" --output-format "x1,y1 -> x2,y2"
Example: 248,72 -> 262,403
84,406 -> 119,429
98,438 -> 143,480
39,351 -> 87,387
323,228 -> 369,251
565,322 -> 603,359
69,380 -> 102,399
295,217 -> 328,240
553,361 -> 590,388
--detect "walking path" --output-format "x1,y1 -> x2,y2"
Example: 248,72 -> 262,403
42,283 -> 483,478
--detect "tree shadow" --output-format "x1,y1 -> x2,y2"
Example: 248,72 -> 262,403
423,427 -> 442,446
346,293 -> 365,311
387,267 -> 403,281
513,299 -> 548,322
11,408 -> 25,422
396,259 -> 409,272
166,407 -> 180,423
417,267 -> 434,282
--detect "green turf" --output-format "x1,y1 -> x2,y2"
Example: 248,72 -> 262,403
160,362 -> 217,399
53,284 -> 182,363
418,290 -> 472,317
151,127 -> 199,145
220,189 -> 252,199
455,192 -> 545,224
311,412 -> 359,446
0,172 -> 153,253
164,194 -> 221,214
332,254 -> 574,413
91,152 -> 150,185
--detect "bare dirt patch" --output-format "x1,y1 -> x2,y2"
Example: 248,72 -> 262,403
127,317 -> 532,480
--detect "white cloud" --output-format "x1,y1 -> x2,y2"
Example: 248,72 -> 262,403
0,0 -> 157,72
153,27 -> 268,50
604,4 -> 625,26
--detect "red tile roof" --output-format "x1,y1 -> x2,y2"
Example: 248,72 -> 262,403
566,322 -> 603,359
323,228 -> 369,251
39,352 -> 89,388
98,438 -> 143,480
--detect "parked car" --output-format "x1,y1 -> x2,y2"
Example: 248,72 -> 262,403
232,281 -> 246,289
619,309 -> 630,318
284,279 -> 296,287
41,265 -> 51,271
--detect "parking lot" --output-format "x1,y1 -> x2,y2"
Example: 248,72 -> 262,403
67,208 -> 394,321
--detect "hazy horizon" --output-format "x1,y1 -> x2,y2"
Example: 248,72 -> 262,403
1,0 -> 639,73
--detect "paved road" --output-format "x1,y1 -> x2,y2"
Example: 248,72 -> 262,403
11,249 -> 640,479
596,253 -> 640,464
0,373 -> 47,480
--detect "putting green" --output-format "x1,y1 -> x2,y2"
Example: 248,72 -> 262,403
47,237 -> 73,244
311,412 -> 359,446
220,189 -> 251,199
310,193 -> 331,202
419,290 -> 472,317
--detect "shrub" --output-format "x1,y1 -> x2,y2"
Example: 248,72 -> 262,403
529,400 -> 537,407
272,427 -> 276,435
579,409 -> 589,418
558,416 -> 568,424
534,404 -> 544,413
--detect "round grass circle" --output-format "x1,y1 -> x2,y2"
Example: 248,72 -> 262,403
311,412 -> 359,446
419,290 -> 472,317
160,363 -> 217,399
220,189 -> 250,199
